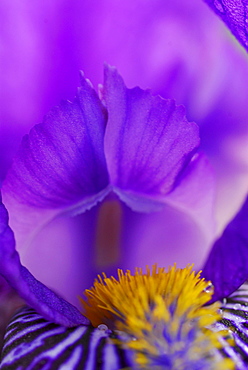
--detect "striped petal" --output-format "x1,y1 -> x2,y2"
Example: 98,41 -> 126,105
215,281 -> 248,368
3,285 -> 248,369
1,306 -> 129,370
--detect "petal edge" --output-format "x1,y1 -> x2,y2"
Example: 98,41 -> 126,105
0,199 -> 88,327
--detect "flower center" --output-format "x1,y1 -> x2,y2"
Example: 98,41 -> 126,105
80,265 -> 235,369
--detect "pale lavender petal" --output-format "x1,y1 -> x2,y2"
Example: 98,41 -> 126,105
118,201 -> 211,273
0,199 -> 88,327
204,0 -> 248,52
105,155 -> 215,275
3,73 -> 109,211
103,65 -> 200,212
19,205 -> 102,308
164,153 -> 216,241
202,195 -> 248,302
1,188 -> 110,263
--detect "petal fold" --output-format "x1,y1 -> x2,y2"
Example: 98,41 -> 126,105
204,0 -> 248,52
3,73 -> 109,210
103,65 -> 200,211
202,195 -> 248,302
0,199 -> 87,327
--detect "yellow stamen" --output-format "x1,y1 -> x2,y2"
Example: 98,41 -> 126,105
80,264 -> 235,369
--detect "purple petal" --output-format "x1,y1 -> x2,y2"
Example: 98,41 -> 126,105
202,195 -> 248,302
103,65 -> 200,212
204,0 -> 248,52
3,72 -> 109,211
0,199 -> 88,327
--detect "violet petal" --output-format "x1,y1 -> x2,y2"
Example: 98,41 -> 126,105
3,73 -> 109,211
0,200 -> 87,327
103,65 -> 200,212
202,195 -> 248,302
204,0 -> 248,52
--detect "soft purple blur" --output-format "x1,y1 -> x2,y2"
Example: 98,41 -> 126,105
1,0 -> 248,306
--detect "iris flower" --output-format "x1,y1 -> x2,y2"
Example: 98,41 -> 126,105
1,64 -> 248,368
1,1 -> 248,369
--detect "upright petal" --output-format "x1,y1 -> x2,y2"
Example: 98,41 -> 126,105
2,73 -> 110,249
3,74 -> 108,210
202,195 -> 248,302
204,0 -> 248,52
0,198 -> 88,327
103,65 -> 200,212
